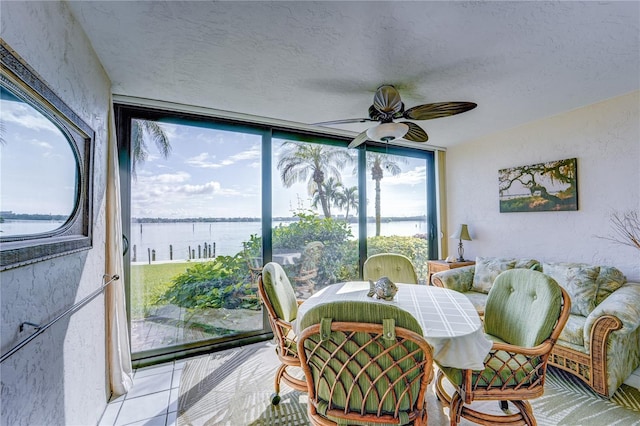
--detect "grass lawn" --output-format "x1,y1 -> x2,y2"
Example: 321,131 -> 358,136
130,261 -> 195,319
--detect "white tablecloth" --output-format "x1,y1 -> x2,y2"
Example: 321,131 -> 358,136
295,281 -> 492,370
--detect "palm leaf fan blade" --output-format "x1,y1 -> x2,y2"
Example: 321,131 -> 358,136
402,122 -> 429,142
404,102 -> 477,121
347,131 -> 369,149
373,85 -> 403,114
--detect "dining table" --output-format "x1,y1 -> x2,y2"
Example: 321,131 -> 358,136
272,252 -> 301,265
294,281 -> 492,370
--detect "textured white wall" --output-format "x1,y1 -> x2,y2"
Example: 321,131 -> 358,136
0,2 -> 111,425
446,91 -> 640,281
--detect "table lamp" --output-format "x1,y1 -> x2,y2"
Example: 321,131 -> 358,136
450,224 -> 472,262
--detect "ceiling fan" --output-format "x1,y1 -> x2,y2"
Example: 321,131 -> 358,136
314,85 -> 477,148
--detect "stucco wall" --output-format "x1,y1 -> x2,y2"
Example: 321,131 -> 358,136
445,91 -> 640,281
1,2 -> 111,425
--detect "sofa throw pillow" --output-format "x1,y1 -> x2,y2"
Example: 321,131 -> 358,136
472,257 -> 517,294
595,266 -> 626,306
542,262 -> 600,316
513,258 -> 541,271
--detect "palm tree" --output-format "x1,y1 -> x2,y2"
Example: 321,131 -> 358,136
368,153 -> 406,236
311,177 -> 343,218
131,119 -> 171,177
335,185 -> 358,221
277,142 -> 354,218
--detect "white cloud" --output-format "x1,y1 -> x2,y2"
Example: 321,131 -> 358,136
145,171 -> 191,184
385,166 -> 426,185
1,101 -> 59,133
30,140 -> 54,150
185,145 -> 260,169
182,181 -> 222,194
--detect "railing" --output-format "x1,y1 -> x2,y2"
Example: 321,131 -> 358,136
0,274 -> 120,363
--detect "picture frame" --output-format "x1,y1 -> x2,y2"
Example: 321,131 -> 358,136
498,157 -> 578,213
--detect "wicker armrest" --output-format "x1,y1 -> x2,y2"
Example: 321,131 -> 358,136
431,265 -> 475,292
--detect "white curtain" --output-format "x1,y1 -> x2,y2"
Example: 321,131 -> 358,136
105,95 -> 133,398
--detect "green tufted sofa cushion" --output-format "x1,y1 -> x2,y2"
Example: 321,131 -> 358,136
262,262 -> 298,322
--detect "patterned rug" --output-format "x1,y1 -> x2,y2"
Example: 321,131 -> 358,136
178,340 -> 640,426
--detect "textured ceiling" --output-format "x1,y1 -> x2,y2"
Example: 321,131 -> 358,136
67,1 -> 639,149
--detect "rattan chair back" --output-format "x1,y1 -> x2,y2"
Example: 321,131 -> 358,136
298,301 -> 433,425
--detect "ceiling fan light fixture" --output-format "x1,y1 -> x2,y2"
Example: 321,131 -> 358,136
366,122 -> 409,142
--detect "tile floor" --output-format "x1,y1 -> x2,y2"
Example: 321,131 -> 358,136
98,360 -> 184,426
98,356 -> 640,426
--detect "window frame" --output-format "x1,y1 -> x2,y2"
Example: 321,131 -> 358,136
114,103 -> 437,363
0,41 -> 94,271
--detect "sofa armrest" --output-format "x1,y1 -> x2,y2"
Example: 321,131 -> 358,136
431,265 -> 475,292
584,282 -> 640,350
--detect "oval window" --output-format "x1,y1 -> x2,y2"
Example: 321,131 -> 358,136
0,85 -> 78,237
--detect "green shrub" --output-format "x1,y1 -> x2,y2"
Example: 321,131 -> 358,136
273,211 -> 356,286
367,235 -> 430,280
158,255 -> 260,310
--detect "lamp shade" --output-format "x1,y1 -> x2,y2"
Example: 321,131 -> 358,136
450,224 -> 472,241
366,122 -> 409,142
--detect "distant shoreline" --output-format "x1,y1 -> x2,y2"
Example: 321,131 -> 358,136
1,214 -> 427,224
130,216 -> 427,224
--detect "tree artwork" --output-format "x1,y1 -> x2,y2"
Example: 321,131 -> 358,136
499,158 -> 578,212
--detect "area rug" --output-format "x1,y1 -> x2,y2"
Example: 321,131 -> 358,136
178,340 -> 640,426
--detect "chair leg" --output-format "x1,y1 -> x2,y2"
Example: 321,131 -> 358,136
500,400 -> 509,412
449,392 -> 463,426
512,400 -> 536,426
271,363 -> 287,405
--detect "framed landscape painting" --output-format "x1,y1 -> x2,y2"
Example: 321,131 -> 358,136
499,158 -> 578,213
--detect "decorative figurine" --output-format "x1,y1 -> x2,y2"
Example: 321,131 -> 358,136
367,277 -> 398,301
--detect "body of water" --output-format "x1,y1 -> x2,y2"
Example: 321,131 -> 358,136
2,219 -> 427,262
0,219 -> 66,237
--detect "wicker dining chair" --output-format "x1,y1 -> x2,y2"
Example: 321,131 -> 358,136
363,253 -> 419,284
292,241 -> 324,297
243,243 -> 263,286
435,269 -> 571,426
297,300 -> 434,426
257,262 -> 307,405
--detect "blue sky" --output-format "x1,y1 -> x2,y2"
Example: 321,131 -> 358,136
0,101 -> 427,220
132,121 -> 428,219
0,95 -> 76,216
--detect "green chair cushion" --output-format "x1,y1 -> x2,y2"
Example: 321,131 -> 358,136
439,334 -> 540,389
299,300 -> 422,334
363,253 -> 419,284
484,269 -> 563,348
262,262 -> 298,322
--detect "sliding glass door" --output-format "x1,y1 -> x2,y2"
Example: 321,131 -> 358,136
364,149 -> 433,284
117,105 -> 437,361
118,109 -> 267,359
271,136 -> 360,299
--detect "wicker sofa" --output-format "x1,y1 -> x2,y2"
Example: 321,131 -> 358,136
431,256 -> 640,397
